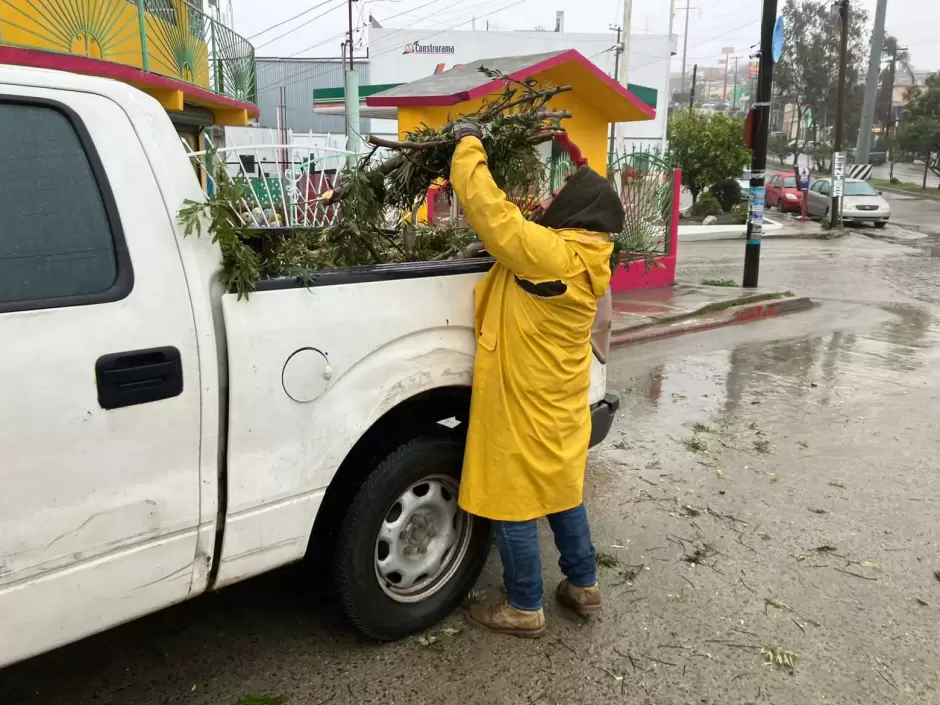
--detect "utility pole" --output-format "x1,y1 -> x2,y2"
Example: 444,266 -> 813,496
721,48 -> 733,102
613,0 -> 632,153
608,24 -> 622,161
742,0 -> 778,288
830,0 -> 849,228
662,0 -> 676,148
679,3 -> 699,96
689,64 -> 697,111
731,56 -> 741,110
343,0 -> 360,167
855,0 -> 887,165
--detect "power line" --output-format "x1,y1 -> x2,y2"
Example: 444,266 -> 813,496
263,0 -> 458,65
256,0 -> 515,95
248,0 -> 339,40
350,0 -> 474,54
255,0 -> 347,50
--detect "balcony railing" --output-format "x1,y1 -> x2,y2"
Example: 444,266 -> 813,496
0,0 -> 256,105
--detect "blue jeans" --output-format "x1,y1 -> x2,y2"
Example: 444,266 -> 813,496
493,504 -> 597,611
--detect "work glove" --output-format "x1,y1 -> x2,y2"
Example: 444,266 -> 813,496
449,118 -> 483,142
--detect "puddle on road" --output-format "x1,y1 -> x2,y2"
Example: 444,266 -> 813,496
606,302 -> 940,441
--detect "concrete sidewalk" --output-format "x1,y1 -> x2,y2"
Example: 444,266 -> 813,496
678,215 -> 823,242
611,283 -> 814,346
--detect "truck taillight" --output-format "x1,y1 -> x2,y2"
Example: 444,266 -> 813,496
591,288 -> 612,364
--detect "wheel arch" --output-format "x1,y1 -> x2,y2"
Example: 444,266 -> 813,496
306,384 -> 472,561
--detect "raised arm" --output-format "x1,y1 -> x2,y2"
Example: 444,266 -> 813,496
449,136 -> 571,280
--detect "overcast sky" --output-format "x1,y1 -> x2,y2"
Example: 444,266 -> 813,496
232,0 -> 939,73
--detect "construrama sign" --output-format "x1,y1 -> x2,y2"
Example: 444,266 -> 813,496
402,41 -> 456,55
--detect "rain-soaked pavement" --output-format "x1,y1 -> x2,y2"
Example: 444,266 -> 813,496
3,235 -> 940,704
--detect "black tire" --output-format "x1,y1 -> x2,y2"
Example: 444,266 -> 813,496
334,436 -> 491,640
874,221 -> 887,229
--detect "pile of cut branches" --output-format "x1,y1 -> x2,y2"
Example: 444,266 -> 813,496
179,66 -> 665,299
178,67 -> 570,298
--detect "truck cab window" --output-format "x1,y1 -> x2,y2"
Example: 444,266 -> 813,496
0,102 -> 119,307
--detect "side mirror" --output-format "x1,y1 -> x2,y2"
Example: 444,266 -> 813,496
878,190 -> 883,195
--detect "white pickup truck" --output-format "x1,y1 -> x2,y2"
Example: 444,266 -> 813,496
0,66 -> 620,668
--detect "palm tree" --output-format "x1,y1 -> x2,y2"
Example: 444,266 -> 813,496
877,35 -> 915,138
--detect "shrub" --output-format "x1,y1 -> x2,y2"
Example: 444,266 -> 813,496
690,192 -> 722,218
710,179 -> 743,212
731,203 -> 748,224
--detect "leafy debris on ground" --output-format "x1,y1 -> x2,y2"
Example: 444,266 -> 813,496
415,634 -> 442,650
814,545 -> 838,553
416,625 -> 463,650
235,695 -> 286,705
916,598 -> 929,606
828,481 -> 847,489
761,644 -> 797,673
683,435 -> 709,454
754,439 -> 772,454
596,551 -> 621,568
808,508 -> 827,514
692,423 -> 713,433
701,278 -> 737,287
681,543 -> 718,566
769,474 -> 778,484
463,588 -> 484,607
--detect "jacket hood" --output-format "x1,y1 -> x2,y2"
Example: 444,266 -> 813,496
536,166 -> 625,235
537,166 -> 621,297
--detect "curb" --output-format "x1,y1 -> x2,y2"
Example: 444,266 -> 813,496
875,185 -> 940,202
610,296 -> 815,348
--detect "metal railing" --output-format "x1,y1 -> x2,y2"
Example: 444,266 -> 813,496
0,0 -> 256,105
188,132 -> 371,229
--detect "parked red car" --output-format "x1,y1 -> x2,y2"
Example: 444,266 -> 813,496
765,173 -> 802,213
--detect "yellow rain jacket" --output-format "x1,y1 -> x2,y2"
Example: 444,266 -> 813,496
450,137 -> 624,521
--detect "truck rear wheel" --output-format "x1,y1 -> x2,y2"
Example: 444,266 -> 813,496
334,436 -> 491,640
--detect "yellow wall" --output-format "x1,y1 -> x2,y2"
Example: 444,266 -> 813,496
0,0 -> 210,90
398,86 -> 608,176
396,68 -> 614,221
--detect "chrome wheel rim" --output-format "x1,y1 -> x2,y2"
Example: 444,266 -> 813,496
374,474 -> 472,603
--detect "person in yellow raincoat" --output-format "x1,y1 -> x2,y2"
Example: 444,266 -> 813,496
447,120 -> 625,637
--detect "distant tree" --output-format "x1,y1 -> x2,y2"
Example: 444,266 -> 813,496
768,136 -> 792,163
775,0 -> 869,156
898,73 -> 940,188
876,35 -> 915,134
668,111 -> 751,203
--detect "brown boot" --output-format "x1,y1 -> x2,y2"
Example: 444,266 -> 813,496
466,602 -> 546,638
556,579 -> 602,615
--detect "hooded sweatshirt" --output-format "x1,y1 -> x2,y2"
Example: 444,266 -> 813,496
449,137 -> 623,521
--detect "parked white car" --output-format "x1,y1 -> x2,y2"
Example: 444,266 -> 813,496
0,66 -> 619,667
807,178 -> 891,227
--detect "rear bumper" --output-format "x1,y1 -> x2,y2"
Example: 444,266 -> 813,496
589,393 -> 620,448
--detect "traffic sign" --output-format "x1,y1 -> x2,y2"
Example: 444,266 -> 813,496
772,16 -> 785,62
832,151 -> 846,197
795,165 -> 810,192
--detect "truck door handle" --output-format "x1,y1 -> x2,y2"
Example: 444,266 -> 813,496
95,346 -> 183,410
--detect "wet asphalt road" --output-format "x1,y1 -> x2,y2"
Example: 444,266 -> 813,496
3,235 -> 940,704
